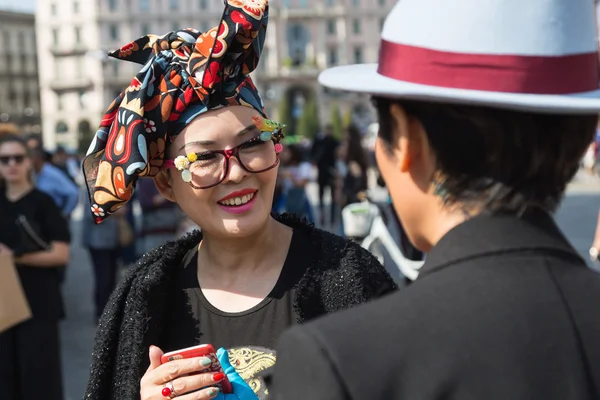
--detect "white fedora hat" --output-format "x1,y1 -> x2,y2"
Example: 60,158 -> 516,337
319,0 -> 600,114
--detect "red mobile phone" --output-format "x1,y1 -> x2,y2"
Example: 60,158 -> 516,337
160,344 -> 233,394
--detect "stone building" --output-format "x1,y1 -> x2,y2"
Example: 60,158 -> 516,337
36,0 -> 393,150
0,10 -> 41,135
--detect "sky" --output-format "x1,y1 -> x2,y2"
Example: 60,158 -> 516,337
0,0 -> 35,12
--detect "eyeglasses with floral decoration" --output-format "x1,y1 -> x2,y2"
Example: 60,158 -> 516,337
163,117 -> 285,189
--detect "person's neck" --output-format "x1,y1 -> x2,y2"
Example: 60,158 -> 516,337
198,217 -> 290,277
5,181 -> 34,201
421,203 -> 474,252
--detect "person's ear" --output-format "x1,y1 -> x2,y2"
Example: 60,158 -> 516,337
152,170 -> 176,202
389,103 -> 436,185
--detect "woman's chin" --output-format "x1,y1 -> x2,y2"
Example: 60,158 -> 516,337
217,208 -> 271,237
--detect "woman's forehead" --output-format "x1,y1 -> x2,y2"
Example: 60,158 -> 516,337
183,107 -> 258,138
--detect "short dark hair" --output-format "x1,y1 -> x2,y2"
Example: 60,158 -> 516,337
373,97 -> 597,212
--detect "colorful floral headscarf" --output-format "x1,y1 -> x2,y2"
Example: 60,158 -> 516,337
82,0 -> 269,224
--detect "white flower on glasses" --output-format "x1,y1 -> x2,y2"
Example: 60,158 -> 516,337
174,155 -> 190,171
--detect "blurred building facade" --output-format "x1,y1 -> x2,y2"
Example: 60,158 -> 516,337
0,10 -> 42,136
36,0 -> 393,150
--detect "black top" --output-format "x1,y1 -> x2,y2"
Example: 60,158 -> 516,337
84,214 -> 397,400
312,135 -> 339,170
272,209 -> 600,400
0,189 -> 70,320
162,231 -> 308,397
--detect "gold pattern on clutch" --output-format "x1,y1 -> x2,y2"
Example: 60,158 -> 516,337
228,347 -> 276,396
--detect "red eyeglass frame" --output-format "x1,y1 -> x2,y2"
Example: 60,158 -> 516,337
163,134 -> 280,190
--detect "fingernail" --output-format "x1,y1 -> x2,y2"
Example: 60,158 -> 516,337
209,387 -> 221,398
212,372 -> 225,382
199,357 -> 212,367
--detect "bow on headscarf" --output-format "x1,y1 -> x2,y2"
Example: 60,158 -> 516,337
82,0 -> 269,223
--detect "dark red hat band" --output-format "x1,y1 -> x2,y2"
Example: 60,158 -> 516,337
377,40 -> 600,95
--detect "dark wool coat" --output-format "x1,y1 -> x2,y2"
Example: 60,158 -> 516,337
84,214 -> 397,399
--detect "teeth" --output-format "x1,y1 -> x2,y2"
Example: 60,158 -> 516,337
219,192 -> 255,206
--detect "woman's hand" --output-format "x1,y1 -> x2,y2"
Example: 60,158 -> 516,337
213,348 -> 258,400
141,346 -> 227,400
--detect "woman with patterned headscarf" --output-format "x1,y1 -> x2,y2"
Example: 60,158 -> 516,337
82,2 -> 395,399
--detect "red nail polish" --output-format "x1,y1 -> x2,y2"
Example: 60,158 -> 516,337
212,372 -> 225,382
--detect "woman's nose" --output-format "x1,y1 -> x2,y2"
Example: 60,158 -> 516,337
224,156 -> 249,183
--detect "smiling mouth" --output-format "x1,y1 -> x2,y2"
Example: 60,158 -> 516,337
217,192 -> 256,206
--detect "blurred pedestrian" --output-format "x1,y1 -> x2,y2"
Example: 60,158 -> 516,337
82,195 -> 122,323
29,145 -> 79,218
137,178 -> 181,255
311,124 -> 339,227
280,144 -> 314,222
0,135 -> 70,400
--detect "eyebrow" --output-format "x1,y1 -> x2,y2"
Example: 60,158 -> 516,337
178,124 -> 258,152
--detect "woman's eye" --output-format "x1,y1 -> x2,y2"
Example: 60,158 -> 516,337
241,139 -> 265,150
196,152 -> 216,161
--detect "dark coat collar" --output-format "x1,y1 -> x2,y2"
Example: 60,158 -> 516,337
420,208 -> 581,279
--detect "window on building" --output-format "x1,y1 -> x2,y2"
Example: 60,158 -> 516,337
18,32 -> 25,48
109,24 -> 119,41
328,48 -> 338,66
169,0 -> 179,10
352,0 -> 359,6
75,27 -> 82,45
199,0 -> 207,9
51,3 -> 57,15
354,46 -> 363,63
108,0 -> 117,12
140,0 -> 150,11
57,94 -> 63,110
52,28 -> 59,46
3,31 -> 9,48
74,2 -> 80,13
298,0 -> 308,7
353,19 -> 361,34
327,19 -> 336,35
172,22 -> 180,32
56,121 -> 68,132
141,23 -> 150,35
326,0 -> 335,5
76,57 -> 84,78
291,25 -> 302,41
112,60 -> 119,76
54,59 -> 61,79
380,17 -> 385,31
78,90 -> 86,107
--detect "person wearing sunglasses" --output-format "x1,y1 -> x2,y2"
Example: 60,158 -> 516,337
82,2 -> 395,400
0,135 -> 70,400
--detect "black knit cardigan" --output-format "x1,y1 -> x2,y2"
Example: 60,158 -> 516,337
84,214 -> 397,399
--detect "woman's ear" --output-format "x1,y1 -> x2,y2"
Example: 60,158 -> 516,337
152,170 -> 176,202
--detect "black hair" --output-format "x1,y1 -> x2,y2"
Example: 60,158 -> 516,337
373,97 -> 597,213
344,124 -> 369,175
